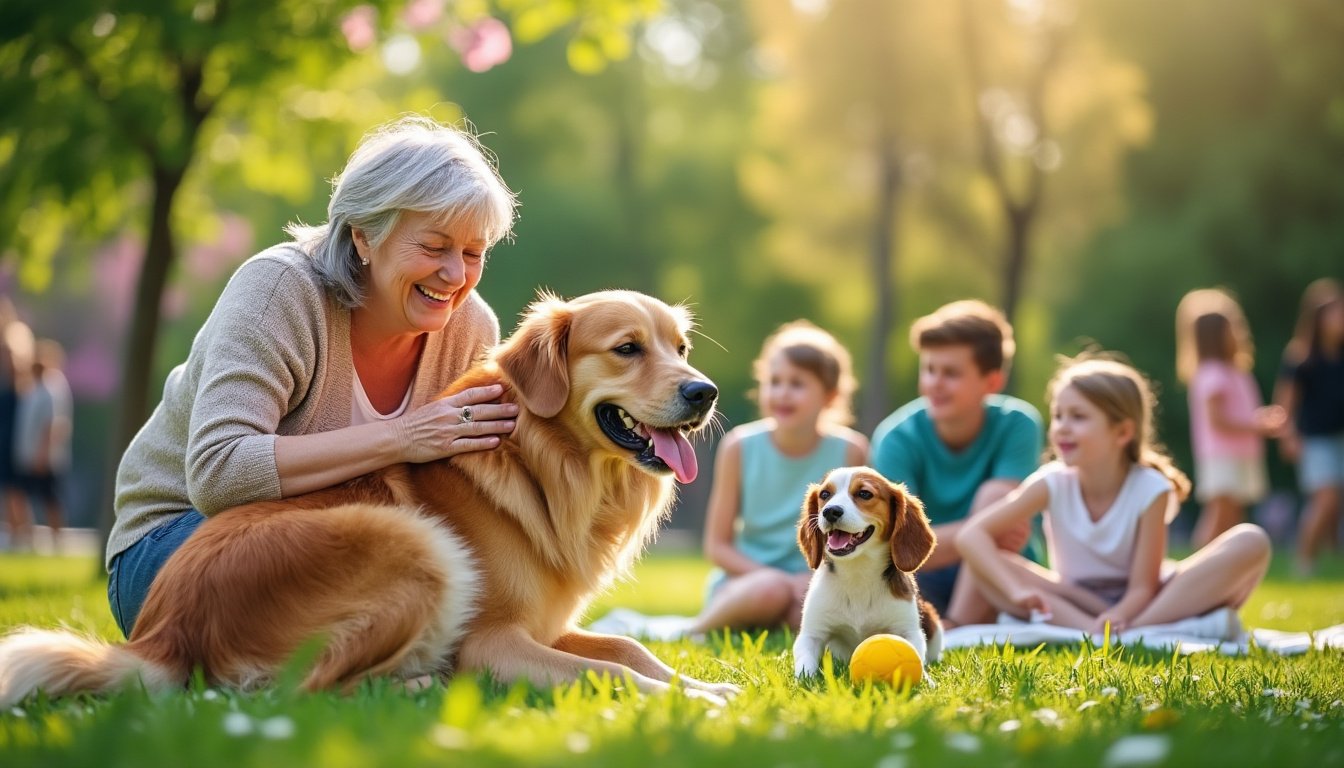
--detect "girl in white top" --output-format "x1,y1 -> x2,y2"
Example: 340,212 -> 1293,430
958,356 -> 1272,634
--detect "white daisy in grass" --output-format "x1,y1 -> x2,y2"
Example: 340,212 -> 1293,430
222,712 -> 252,737
1102,734 -> 1170,767
259,716 -> 295,740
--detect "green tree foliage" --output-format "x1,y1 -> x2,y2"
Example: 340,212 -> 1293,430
0,0 -> 665,539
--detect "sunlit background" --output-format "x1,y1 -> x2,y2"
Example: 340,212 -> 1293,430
1,0 -> 1340,544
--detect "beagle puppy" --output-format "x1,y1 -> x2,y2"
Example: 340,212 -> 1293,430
792,466 -> 943,678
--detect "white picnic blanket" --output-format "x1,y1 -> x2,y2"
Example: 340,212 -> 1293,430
942,619 -> 1344,655
589,606 -> 1344,655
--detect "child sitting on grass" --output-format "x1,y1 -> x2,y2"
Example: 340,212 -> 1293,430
958,355 -> 1271,638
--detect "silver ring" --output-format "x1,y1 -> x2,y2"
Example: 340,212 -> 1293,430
460,406 -> 473,424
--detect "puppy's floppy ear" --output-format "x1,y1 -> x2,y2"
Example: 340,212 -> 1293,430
798,483 -> 826,570
496,293 -> 572,418
888,480 -> 936,573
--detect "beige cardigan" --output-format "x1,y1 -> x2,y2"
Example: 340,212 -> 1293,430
108,243 -> 499,567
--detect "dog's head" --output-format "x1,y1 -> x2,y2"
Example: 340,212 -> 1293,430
495,290 -> 717,484
798,467 -> 935,572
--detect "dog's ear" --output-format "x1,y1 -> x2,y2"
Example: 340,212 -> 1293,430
798,483 -> 826,570
496,294 -> 572,418
888,480 -> 936,573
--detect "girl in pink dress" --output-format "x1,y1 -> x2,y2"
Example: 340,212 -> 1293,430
1176,289 -> 1285,549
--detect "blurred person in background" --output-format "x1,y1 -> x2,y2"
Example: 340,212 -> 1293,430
14,339 -> 73,553
0,304 -> 35,552
1175,288 -> 1285,550
1275,278 -> 1344,577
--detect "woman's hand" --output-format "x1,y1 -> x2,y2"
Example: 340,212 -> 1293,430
394,383 -> 518,463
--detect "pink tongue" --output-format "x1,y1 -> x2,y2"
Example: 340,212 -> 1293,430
649,428 -> 699,484
827,531 -> 855,550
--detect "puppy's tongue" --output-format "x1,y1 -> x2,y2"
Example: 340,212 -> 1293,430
828,530 -> 856,550
649,428 -> 698,484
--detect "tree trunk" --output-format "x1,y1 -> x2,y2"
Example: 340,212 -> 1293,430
614,60 -> 650,294
1001,206 -> 1030,333
860,139 -> 902,434
97,162 -> 186,551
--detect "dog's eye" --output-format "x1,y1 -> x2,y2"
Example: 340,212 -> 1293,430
856,489 -> 874,500
613,342 -> 642,356
818,489 -> 832,501
678,343 -> 688,358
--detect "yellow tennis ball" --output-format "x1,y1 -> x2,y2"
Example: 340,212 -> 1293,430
848,633 -> 924,686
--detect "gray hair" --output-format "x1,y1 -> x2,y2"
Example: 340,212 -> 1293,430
286,115 -> 518,308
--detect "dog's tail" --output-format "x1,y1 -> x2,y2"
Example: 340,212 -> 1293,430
0,627 -> 179,707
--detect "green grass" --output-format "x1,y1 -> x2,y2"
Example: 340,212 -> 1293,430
2,551 -> 1342,767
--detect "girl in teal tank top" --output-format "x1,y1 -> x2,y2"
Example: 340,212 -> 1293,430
684,321 -> 868,635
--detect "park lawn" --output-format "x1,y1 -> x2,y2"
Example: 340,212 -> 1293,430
1,551 -> 1342,767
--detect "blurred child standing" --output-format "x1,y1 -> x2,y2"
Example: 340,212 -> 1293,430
1176,289 -> 1284,550
15,340 -> 73,552
1275,279 -> 1344,576
0,312 -> 35,551
687,321 -> 868,634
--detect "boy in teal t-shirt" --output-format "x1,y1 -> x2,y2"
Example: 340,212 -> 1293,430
871,300 -> 1043,627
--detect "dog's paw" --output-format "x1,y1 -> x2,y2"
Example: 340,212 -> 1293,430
696,680 -> 743,699
682,686 -> 729,707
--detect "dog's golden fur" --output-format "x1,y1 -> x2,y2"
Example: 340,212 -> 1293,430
0,290 -> 737,705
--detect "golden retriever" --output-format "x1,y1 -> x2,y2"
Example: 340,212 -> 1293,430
0,290 -> 738,705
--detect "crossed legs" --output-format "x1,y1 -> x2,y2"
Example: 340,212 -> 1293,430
968,524 -> 1271,631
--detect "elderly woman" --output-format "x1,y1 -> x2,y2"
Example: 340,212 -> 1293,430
107,117 -> 519,637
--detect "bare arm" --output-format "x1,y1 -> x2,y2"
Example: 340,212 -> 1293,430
274,384 -> 517,497
1207,392 -> 1286,438
923,478 -> 1023,570
1094,493 -> 1169,633
701,433 -> 764,576
842,431 -> 869,467
956,478 -> 1051,612
1272,375 -> 1302,462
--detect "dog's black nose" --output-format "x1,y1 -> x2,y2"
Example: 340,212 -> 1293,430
679,380 -> 718,410
822,505 -> 843,523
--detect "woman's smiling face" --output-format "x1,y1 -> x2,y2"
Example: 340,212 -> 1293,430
354,210 -> 488,338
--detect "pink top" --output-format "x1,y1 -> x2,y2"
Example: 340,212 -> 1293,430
1189,360 -> 1264,461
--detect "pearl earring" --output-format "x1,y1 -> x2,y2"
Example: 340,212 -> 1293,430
361,257 -> 369,266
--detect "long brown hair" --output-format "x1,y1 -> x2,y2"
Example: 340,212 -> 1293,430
751,320 -> 857,425
1286,278 -> 1344,364
1047,355 -> 1191,515
1175,288 -> 1253,384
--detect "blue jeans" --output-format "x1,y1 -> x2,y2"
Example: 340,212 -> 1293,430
107,509 -> 206,638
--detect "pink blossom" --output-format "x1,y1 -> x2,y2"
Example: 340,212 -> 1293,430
185,215 -> 253,283
94,236 -> 142,331
342,6 -> 378,52
403,0 -> 445,30
160,285 -> 187,320
64,339 -> 119,399
448,17 -> 513,73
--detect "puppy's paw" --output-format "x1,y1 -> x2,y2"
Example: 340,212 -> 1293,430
793,660 -> 820,679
